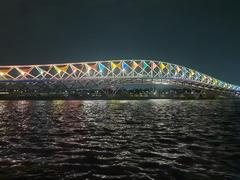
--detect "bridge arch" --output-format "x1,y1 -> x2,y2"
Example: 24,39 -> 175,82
0,60 -> 239,97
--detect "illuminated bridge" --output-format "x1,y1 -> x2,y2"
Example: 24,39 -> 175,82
0,60 -> 239,99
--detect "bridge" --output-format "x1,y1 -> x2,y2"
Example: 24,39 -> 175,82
0,60 -> 239,99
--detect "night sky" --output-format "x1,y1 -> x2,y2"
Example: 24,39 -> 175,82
0,0 -> 239,84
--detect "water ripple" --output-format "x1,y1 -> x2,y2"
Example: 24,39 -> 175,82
0,100 -> 239,179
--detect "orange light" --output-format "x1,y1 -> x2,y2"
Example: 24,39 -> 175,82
132,61 -> 138,69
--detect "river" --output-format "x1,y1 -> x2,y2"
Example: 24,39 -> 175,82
0,100 -> 239,179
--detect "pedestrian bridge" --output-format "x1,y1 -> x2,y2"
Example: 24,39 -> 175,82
0,60 -> 239,98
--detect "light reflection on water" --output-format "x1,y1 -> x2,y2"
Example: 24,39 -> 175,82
0,99 -> 239,179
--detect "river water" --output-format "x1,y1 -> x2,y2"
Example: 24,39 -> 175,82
0,100 -> 239,180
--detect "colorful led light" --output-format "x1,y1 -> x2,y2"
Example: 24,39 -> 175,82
0,60 -> 237,93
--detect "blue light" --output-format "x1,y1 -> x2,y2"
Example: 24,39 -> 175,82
99,63 -> 106,72
122,63 -> 128,70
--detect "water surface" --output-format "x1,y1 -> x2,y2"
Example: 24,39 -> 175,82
0,100 -> 239,179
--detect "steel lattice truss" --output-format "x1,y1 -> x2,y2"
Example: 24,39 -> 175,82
0,60 -> 239,93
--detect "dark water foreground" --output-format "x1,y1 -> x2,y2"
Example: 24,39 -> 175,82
0,100 -> 239,180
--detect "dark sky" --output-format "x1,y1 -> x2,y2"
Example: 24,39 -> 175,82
0,0 -> 239,84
